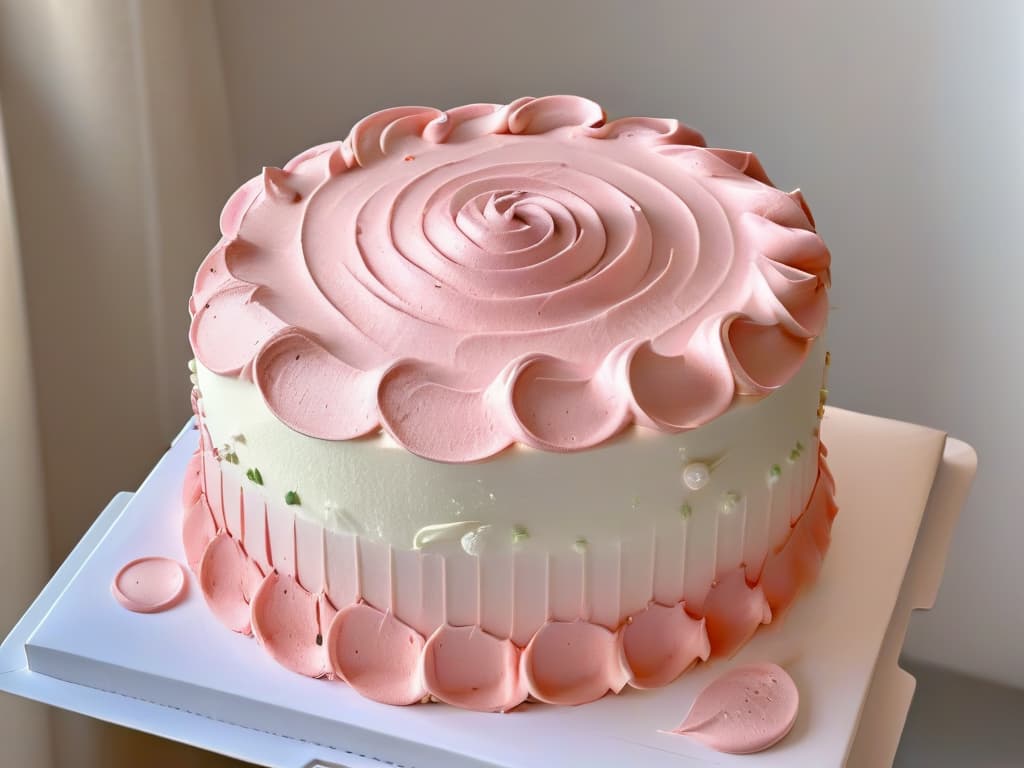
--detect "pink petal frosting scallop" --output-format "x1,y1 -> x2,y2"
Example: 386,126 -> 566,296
703,148 -> 773,185
701,569 -> 773,659
626,327 -> 734,430
725,318 -> 811,395
326,603 -> 426,705
506,94 -> 604,134
505,352 -> 633,451
189,283 -> 286,377
377,361 -> 511,462
191,240 -> 231,316
198,532 -> 264,635
421,624 -> 527,712
250,571 -> 330,678
620,603 -> 710,689
189,96 -> 830,462
522,620 -> 628,705
580,116 -> 705,147
220,177 -> 263,239
254,330 -> 380,441
670,662 -> 799,754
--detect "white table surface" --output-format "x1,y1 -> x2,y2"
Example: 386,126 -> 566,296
0,408 -> 975,767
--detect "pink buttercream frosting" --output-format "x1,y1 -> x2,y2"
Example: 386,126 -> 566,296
619,603 -> 710,688
669,662 -> 799,754
522,619 -> 630,705
190,95 -> 830,461
250,572 -> 332,678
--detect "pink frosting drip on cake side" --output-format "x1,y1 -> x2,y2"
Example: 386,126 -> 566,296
180,438 -> 838,711
189,95 -> 830,462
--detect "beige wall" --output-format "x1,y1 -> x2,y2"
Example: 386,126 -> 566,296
0,1 -> 239,765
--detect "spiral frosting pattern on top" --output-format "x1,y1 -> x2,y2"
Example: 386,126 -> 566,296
190,96 -> 830,461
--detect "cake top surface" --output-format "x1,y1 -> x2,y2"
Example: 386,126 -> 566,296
190,95 -> 829,462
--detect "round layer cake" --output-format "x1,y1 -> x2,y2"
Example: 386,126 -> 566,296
182,95 -> 836,712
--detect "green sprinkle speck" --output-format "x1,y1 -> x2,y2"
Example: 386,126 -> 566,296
512,525 -> 529,543
246,467 -> 263,485
224,451 -> 239,464
789,448 -> 801,462
680,502 -> 692,520
796,441 -> 805,452
770,464 -> 782,478
573,537 -> 589,553
285,490 -> 301,506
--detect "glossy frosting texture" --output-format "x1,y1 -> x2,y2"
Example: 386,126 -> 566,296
189,96 -> 830,461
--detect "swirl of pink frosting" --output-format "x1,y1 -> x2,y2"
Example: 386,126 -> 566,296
190,95 -> 830,461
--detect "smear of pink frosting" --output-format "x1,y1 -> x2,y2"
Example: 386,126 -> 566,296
189,95 -> 830,462
326,603 -> 426,705
670,662 -> 799,754
421,624 -> 527,712
112,557 -> 187,614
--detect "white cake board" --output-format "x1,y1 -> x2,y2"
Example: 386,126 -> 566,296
0,408 -> 975,768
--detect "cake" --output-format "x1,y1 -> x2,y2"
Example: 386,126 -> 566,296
181,95 -> 836,712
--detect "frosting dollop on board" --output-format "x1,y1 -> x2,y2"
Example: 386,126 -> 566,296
112,557 -> 187,614
670,662 -> 799,754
